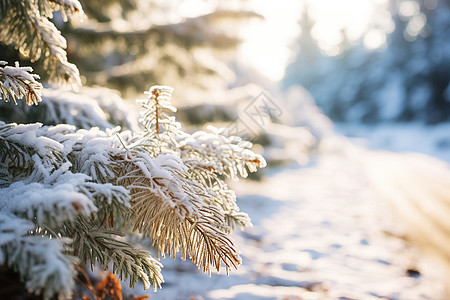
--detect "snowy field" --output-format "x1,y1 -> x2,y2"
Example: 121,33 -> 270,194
139,123 -> 450,300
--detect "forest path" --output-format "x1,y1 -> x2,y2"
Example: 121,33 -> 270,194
151,150 -> 447,300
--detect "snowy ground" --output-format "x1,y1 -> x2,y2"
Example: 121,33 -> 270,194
146,124 -> 450,300
334,122 -> 450,163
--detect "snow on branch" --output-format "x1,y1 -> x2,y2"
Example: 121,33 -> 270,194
137,85 -> 185,156
40,88 -> 114,130
80,181 -> 131,229
0,61 -> 42,105
0,84 -> 266,298
66,217 -> 163,291
0,214 -> 75,300
69,127 -> 133,183
0,121 -> 63,185
0,87 -> 141,131
204,179 -> 252,231
0,1 -> 81,87
0,174 -> 97,227
180,126 -> 266,179
38,0 -> 83,21
117,150 -> 242,275
114,85 -> 266,274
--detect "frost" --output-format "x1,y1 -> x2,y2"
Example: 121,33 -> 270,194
0,214 -> 74,300
0,85 -> 264,299
0,62 -> 43,105
179,127 -> 266,179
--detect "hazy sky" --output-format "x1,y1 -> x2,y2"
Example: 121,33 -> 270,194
238,0 -> 389,81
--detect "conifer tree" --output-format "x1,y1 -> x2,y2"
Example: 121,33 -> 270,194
283,0 -> 450,123
0,1 -> 265,299
1,0 -> 261,100
61,0 -> 260,99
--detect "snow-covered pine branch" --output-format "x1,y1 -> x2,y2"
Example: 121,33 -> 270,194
0,61 -> 42,106
65,216 -> 164,291
180,126 -> 266,179
0,214 -> 75,300
0,0 -> 82,87
176,125 -> 266,231
0,121 -> 164,298
0,87 -> 140,131
203,178 -> 252,231
36,0 -> 83,22
137,85 -> 185,156
0,85 -> 265,299
0,173 -> 97,227
117,150 -> 242,275
116,85 -> 265,274
0,121 -> 63,185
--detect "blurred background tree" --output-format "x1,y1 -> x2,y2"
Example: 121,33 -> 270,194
0,0 -> 261,101
283,0 -> 450,124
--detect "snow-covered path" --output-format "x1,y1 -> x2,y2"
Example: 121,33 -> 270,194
152,151 -> 447,300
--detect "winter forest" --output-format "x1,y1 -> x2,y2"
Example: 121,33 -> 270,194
1,0 -> 450,299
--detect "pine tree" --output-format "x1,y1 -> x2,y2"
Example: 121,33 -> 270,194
283,0 -> 450,123
0,1 -> 265,299
63,1 -> 260,99
1,0 -> 261,100
283,4 -> 324,90
0,0 -> 82,88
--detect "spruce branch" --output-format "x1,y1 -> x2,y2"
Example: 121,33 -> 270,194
37,0 -> 83,21
137,85 -> 185,156
0,214 -> 75,300
0,87 -> 141,134
117,149 -> 241,275
206,178 -> 251,231
79,181 -> 131,229
183,165 -> 252,230
0,122 -> 63,185
0,61 -> 42,105
0,174 -> 97,228
67,216 -> 163,291
121,85 -> 265,274
0,84 -> 265,298
179,126 -> 266,179
0,0 -> 82,87
68,126 -> 129,183
38,88 -> 117,130
0,87 -> 139,131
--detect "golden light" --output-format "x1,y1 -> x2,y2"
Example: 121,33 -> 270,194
237,1 -> 303,81
238,0 -> 389,81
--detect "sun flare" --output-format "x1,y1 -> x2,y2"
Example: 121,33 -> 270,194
238,0 -> 388,81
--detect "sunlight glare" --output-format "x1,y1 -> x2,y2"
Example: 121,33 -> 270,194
364,29 -> 387,50
237,1 -> 303,81
238,0 -> 385,81
308,0 -> 375,54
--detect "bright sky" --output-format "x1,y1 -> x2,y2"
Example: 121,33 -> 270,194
177,0 -> 391,82
238,0 -> 390,81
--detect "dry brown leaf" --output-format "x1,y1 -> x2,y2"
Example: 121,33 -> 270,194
95,272 -> 123,300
